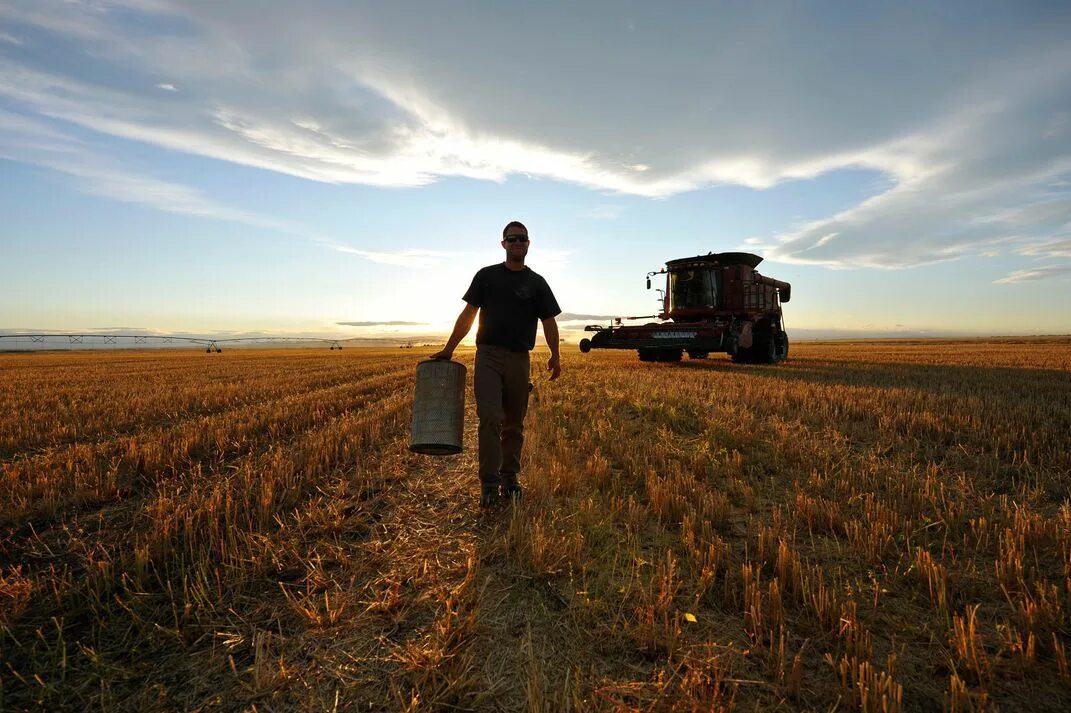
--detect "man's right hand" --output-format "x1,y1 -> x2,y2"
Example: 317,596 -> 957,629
430,349 -> 453,360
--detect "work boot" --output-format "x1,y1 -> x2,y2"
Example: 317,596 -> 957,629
480,483 -> 500,507
500,473 -> 522,502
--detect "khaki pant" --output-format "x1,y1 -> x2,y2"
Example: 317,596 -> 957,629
474,345 -> 531,486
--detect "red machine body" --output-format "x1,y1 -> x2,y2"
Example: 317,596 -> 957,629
579,252 -> 791,364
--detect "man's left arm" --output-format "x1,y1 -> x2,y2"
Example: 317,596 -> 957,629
541,316 -> 561,380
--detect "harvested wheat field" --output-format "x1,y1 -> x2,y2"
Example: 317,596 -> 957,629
1,339 -> 1070,712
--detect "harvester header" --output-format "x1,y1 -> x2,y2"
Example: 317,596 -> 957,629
579,251 -> 791,364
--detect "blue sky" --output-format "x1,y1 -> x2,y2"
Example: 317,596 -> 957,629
2,1 -> 1069,341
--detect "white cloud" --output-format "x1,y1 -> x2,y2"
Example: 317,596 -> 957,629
1020,239 -> 1071,258
327,244 -> 570,270
0,0 -> 1069,271
530,249 -> 571,270
762,93 -> 1071,268
156,83 -> 177,91
995,265 -> 1071,284
0,107 -> 79,147
330,246 -> 455,268
0,109 -> 558,270
0,32 -> 24,45
584,204 -> 623,220
0,110 -> 293,231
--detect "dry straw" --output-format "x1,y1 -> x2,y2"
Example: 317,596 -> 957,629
1,338 -> 1069,710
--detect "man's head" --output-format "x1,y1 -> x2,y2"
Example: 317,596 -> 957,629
501,220 -> 529,262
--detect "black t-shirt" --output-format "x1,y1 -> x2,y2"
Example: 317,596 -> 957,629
463,264 -> 561,352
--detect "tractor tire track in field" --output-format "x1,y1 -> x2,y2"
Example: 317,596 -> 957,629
0,370 -> 415,570
241,356 -> 579,710
0,355 -> 407,460
0,364 -> 416,529
1,357 -> 406,470
1,370 -> 419,711
302,353 -> 498,709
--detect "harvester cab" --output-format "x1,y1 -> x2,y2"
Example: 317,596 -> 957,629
579,252 -> 791,364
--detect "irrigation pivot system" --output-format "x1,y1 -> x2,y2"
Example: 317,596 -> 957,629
0,334 -> 358,352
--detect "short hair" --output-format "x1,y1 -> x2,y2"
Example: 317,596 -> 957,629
502,220 -> 527,238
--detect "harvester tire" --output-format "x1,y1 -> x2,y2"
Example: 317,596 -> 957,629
776,333 -> 789,362
687,350 -> 708,359
661,349 -> 683,363
761,336 -> 777,364
638,348 -> 657,362
579,338 -> 592,353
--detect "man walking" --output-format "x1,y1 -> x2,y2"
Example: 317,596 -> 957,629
431,221 -> 561,506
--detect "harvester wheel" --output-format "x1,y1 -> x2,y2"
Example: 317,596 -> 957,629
579,338 -> 592,353
727,335 -> 749,363
638,348 -> 656,362
776,332 -> 790,362
660,349 -> 683,363
761,336 -> 776,364
687,350 -> 708,360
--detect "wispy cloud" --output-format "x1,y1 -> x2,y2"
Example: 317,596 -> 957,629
1,0 -> 1069,272
325,242 -> 569,269
763,96 -> 1071,268
0,110 -> 446,267
0,109 -> 291,230
330,246 -> 454,268
337,321 -> 427,327
1019,238 -> 1071,258
584,204 -> 624,220
530,249 -> 572,270
995,264 -> 1071,284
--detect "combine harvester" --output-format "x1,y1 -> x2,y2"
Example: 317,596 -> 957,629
579,252 -> 791,364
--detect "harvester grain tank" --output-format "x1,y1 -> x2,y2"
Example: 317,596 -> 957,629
578,252 -> 791,364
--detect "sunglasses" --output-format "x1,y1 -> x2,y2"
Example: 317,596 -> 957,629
504,235 -> 529,244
